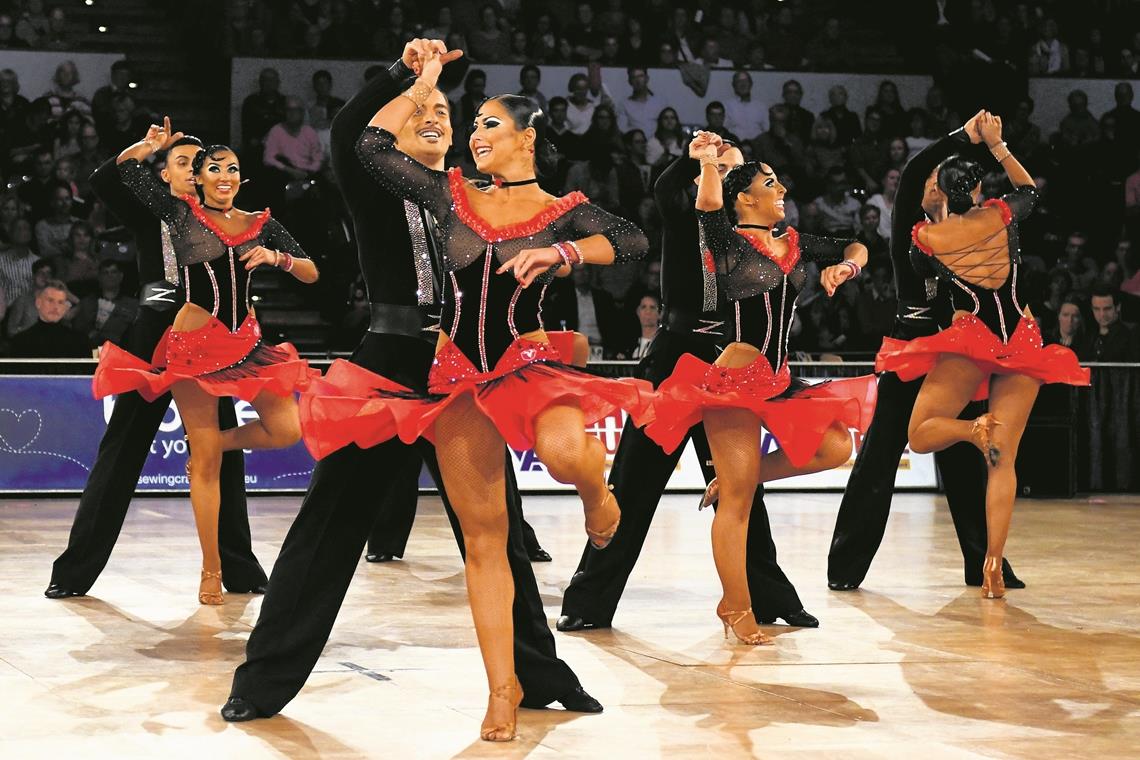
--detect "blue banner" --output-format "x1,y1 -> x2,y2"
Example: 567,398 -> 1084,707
0,375 -> 316,492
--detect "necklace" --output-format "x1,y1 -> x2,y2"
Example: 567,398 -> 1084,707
203,202 -> 234,219
736,223 -> 771,230
492,177 -> 539,188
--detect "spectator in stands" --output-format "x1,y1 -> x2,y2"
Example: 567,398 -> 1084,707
44,60 -> 91,121
662,6 -> 698,63
0,14 -> 23,49
0,194 -> 20,239
923,85 -> 960,137
646,106 -> 685,167
34,183 -> 79,258
622,18 -> 648,66
812,166 -> 860,237
1084,285 -> 1138,361
299,24 -> 323,58
820,85 -> 861,147
866,167 -> 898,240
508,30 -> 533,64
516,65 -> 548,112
886,137 -> 909,174
803,118 -> 845,195
5,254 -> 56,337
0,215 -> 38,304
1045,293 -> 1087,350
615,67 -> 664,136
0,69 -> 30,138
724,71 -> 767,142
545,96 -> 582,163
14,0 -> 49,47
703,101 -> 741,144
18,148 -> 56,220
321,1 -> 360,56
263,97 -> 325,179
99,93 -> 149,154
583,104 -> 623,155
307,70 -> 344,131
72,259 -> 138,349
468,4 -> 509,63
598,34 -> 623,67
780,80 -> 814,144
1059,232 -> 1097,289
855,260 -> 897,348
73,122 -> 103,190
745,41 -> 773,71
1006,96 -> 1043,159
7,278 -> 88,357
565,147 -> 621,213
423,6 -> 454,42
6,97 -> 52,171
51,219 -> 98,297
454,68 -> 488,138
1059,89 -> 1100,147
697,38 -> 731,69
905,109 -> 934,159
568,2 -> 604,62
92,60 -> 133,134
617,129 -> 652,217
766,5 -> 806,69
368,5 -> 412,59
241,67 -> 287,162
806,17 -> 852,72
869,80 -> 906,138
753,104 -> 805,191
656,40 -> 678,68
856,203 -> 889,267
565,68 -> 613,135
51,109 -> 87,161
1105,82 -> 1140,152
630,292 -> 661,358
526,12 -> 558,63
1029,18 -> 1070,75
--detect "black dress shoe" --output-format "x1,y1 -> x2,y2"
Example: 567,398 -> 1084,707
556,615 -> 611,632
521,685 -> 604,713
828,581 -> 860,591
227,583 -> 269,594
44,583 -> 85,599
220,697 -> 261,722
528,547 -> 553,562
365,553 -> 397,563
758,609 -> 820,627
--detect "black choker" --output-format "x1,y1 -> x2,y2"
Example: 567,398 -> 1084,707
736,224 -> 770,230
202,202 -> 235,217
493,177 -> 539,188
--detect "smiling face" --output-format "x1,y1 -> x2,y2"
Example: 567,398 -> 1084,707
736,164 -> 786,225
196,149 -> 241,207
395,87 -> 451,167
470,98 -> 534,176
159,144 -> 199,196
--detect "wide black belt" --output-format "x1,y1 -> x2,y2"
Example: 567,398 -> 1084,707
368,302 -> 438,342
139,280 -> 180,312
663,306 -> 726,338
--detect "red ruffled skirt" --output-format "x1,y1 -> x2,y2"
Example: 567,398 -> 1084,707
643,353 -> 877,467
92,314 -> 318,403
875,314 -> 1090,400
300,337 -> 655,460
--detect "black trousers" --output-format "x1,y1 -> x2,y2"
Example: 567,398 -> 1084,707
366,455 -> 546,559
50,308 -> 267,593
231,332 -> 580,715
828,370 -> 991,586
561,328 -> 804,626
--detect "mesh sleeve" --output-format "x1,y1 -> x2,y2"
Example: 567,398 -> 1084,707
798,232 -> 852,266
1001,185 -> 1038,222
566,202 -> 649,263
262,218 -> 309,260
117,158 -> 181,224
696,208 -> 744,275
355,126 -> 451,216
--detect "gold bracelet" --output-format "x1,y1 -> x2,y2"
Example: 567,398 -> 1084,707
401,79 -> 433,108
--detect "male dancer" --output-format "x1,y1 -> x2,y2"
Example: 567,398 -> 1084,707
827,114 -> 1024,590
558,141 -> 817,632
222,42 -> 598,721
45,135 -> 267,599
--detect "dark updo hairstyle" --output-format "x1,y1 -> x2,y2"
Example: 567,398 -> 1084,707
721,162 -> 772,225
936,154 -> 984,215
481,94 -> 559,177
191,144 -> 237,201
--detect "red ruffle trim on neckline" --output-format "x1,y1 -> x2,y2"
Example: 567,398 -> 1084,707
736,226 -> 800,274
911,220 -> 934,255
447,167 -> 589,242
982,197 -> 1013,226
181,193 -> 271,247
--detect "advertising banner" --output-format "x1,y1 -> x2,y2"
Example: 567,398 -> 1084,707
0,375 -> 937,493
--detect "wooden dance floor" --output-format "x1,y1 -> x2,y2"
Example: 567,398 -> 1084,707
2,491 -> 1138,759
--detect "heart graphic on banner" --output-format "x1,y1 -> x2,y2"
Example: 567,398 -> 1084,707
0,408 -> 44,453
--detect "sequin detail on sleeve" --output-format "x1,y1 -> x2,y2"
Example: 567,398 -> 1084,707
117,158 -> 182,225
559,200 -> 649,264
355,126 -> 451,218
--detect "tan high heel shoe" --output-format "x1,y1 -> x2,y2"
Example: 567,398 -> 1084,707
698,478 -> 720,510
199,568 -> 223,605
480,677 -> 522,742
716,604 -> 773,646
585,486 -> 621,550
970,413 -> 1003,467
980,556 -> 1005,599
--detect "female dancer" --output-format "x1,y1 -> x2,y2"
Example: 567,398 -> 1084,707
644,132 -> 874,645
301,48 -> 650,740
876,113 -> 1088,598
92,119 -> 319,605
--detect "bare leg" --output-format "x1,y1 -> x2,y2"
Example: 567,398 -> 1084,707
908,355 -> 988,454
703,406 -> 769,643
170,380 -> 223,602
533,402 -> 618,544
983,373 -> 1040,562
757,421 -> 854,483
433,394 -> 518,740
219,391 -> 302,452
